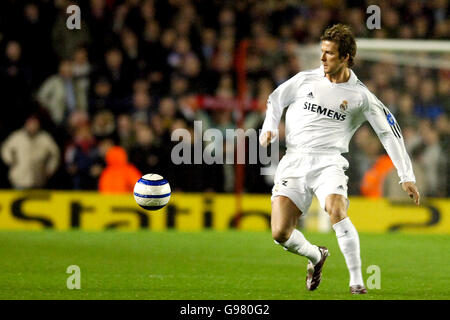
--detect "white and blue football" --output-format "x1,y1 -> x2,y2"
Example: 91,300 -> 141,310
133,174 -> 171,211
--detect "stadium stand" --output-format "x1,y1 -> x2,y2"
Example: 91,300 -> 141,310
0,0 -> 448,197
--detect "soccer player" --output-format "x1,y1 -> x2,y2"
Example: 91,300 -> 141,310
259,24 -> 420,294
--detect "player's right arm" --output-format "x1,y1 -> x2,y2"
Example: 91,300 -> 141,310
259,73 -> 304,147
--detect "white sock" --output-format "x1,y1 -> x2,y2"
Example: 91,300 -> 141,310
277,229 -> 321,265
333,217 -> 364,287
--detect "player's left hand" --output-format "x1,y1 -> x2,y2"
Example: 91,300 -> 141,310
401,182 -> 420,205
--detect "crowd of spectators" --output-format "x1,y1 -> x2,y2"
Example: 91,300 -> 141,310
0,0 -> 448,198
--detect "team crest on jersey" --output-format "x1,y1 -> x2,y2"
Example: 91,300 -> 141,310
339,100 -> 348,111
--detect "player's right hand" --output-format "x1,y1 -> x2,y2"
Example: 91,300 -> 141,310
259,131 -> 274,147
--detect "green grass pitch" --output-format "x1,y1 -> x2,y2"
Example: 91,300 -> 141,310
0,230 -> 449,300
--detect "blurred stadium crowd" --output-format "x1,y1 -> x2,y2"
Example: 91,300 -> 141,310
0,0 -> 448,198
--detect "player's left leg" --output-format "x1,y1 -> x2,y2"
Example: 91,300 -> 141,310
313,154 -> 367,294
325,194 -> 367,294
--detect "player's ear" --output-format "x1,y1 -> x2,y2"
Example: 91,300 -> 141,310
342,53 -> 349,64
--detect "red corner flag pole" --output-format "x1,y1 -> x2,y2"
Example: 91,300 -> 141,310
234,39 -> 249,228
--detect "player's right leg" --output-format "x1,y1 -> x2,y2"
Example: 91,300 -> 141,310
270,154 -> 329,290
271,196 -> 323,268
271,195 -> 302,243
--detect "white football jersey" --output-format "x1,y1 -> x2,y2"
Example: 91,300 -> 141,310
261,66 -> 415,183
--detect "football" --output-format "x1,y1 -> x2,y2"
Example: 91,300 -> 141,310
133,174 -> 171,211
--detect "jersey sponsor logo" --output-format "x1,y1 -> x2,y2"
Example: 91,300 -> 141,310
303,102 -> 346,121
382,108 -> 402,139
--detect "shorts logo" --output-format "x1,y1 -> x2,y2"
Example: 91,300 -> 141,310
281,180 -> 288,186
337,185 -> 344,190
339,100 -> 348,111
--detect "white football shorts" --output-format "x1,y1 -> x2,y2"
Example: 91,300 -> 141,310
271,150 -> 349,214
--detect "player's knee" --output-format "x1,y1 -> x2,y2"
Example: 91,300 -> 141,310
271,227 -> 291,244
327,206 -> 347,222
325,195 -> 348,221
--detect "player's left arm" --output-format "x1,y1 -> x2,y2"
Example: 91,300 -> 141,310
362,91 -> 420,205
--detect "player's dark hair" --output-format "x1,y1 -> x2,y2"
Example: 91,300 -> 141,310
320,24 -> 357,68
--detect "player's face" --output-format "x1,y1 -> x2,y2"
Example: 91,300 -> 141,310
320,41 -> 348,75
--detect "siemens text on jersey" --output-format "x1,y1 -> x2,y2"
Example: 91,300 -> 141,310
303,101 -> 346,121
